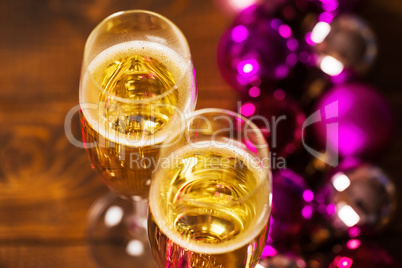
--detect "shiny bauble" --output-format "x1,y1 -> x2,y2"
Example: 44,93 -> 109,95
259,250 -> 307,268
268,169 -> 313,250
316,0 -> 367,13
313,82 -> 394,160
239,92 -> 305,158
309,14 -> 377,78
327,240 -> 399,268
218,5 -> 298,94
214,0 -> 263,15
315,163 -> 396,234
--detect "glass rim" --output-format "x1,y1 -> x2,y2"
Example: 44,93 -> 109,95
82,9 -> 193,104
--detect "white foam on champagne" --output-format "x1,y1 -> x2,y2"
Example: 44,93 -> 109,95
80,40 -> 194,146
150,141 -> 271,255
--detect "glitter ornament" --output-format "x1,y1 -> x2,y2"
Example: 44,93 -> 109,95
218,5 -> 298,94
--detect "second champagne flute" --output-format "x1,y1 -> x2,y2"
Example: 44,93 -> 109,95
79,10 -> 197,267
149,108 -> 272,268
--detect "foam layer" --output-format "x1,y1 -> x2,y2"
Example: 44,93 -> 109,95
79,40 -> 195,146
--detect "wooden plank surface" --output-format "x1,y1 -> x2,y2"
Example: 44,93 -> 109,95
0,0 -> 401,267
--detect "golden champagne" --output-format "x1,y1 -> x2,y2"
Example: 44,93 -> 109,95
149,142 -> 271,268
80,41 -> 195,198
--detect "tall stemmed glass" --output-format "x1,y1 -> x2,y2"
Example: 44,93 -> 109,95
79,10 -> 197,267
149,108 -> 272,268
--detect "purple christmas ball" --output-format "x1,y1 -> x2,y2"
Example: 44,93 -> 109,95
337,0 -> 367,12
274,0 -> 325,34
268,169 -> 313,249
218,5 -> 298,94
239,92 -> 305,158
327,240 -> 399,268
313,82 -> 394,160
307,14 -> 377,79
315,163 -> 396,234
214,0 -> 263,14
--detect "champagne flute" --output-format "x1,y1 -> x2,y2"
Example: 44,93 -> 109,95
79,10 -> 197,267
149,108 -> 272,268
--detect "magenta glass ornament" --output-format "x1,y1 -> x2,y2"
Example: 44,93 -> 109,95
218,5 -> 298,93
307,14 -> 377,80
313,82 -> 394,159
239,93 -> 305,158
315,163 -> 396,234
337,0 -> 366,12
327,241 -> 399,268
268,169 -> 313,249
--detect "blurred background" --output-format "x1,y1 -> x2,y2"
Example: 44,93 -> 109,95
0,0 -> 401,267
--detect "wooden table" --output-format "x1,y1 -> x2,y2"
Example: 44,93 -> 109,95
0,0 -> 401,267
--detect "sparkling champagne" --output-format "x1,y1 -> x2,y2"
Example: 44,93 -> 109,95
80,41 -> 195,198
149,142 -> 271,267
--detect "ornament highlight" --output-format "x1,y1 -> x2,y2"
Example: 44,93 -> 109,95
313,83 -> 394,159
218,5 -> 298,93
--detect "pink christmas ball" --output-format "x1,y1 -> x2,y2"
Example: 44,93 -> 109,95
317,0 -> 367,13
313,83 -> 394,160
218,5 -> 298,93
259,250 -> 307,268
308,14 -> 377,80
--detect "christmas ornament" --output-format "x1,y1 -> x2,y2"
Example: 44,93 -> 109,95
268,169 -> 313,250
218,5 -> 298,94
239,93 -> 305,158
313,82 -> 394,159
259,249 -> 307,268
327,240 -> 399,268
214,0 -> 262,14
315,163 -> 396,234
307,14 -> 377,79
316,0 -> 367,14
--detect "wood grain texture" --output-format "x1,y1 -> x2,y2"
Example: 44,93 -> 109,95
0,0 -> 401,267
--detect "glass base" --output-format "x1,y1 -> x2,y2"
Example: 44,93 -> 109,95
87,192 -> 157,268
